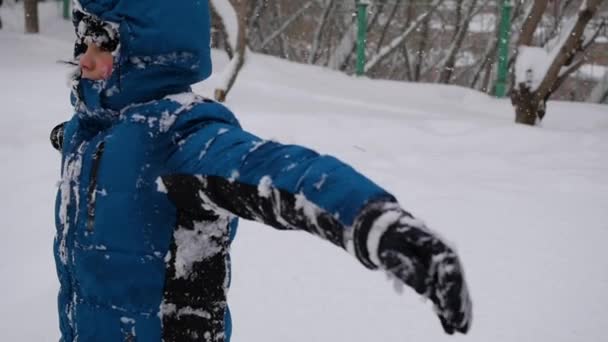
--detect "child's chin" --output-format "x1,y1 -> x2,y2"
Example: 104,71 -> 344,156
82,74 -> 105,81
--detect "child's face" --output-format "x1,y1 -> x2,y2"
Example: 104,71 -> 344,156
79,43 -> 114,81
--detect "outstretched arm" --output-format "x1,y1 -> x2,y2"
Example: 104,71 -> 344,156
164,106 -> 472,334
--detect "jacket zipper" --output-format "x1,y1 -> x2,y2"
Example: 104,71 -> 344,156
87,141 -> 105,232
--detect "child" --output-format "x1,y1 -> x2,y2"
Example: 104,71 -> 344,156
51,1 -> 472,341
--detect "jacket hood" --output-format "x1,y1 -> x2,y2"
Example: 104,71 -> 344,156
72,0 -> 212,115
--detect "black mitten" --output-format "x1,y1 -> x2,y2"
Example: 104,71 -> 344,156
352,202 -> 472,334
50,122 -> 66,152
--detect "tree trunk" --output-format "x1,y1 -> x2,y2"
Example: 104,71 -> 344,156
24,0 -> 39,34
517,0 -> 549,46
511,85 -> 542,125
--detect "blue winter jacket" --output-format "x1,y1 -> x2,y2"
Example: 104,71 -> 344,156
54,1 -> 396,341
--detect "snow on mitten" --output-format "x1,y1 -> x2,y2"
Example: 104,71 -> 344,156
352,202 -> 472,334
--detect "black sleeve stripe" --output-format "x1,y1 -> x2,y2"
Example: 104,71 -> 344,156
161,174 -> 346,249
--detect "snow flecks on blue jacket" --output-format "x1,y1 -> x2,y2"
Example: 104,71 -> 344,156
54,1 -> 397,341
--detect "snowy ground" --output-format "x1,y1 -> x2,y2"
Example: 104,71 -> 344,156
1,6 -> 608,342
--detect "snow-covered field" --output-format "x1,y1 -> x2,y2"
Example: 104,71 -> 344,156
1,6 -> 608,342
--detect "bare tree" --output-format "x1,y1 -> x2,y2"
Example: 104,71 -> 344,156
511,0 -> 605,125
24,0 -> 39,34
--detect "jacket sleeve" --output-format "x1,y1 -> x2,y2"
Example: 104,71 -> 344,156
160,104 -> 474,334
162,108 -> 396,255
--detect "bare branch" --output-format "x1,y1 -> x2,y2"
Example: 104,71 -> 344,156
375,1 -> 402,54
536,0 -> 604,100
259,0 -> 315,50
210,3 -> 234,58
469,3 -> 501,89
214,0 -> 249,102
554,58 -> 586,91
308,0 -> 336,64
583,18 -> 607,49
247,0 -> 267,35
438,0 -> 492,83
365,0 -> 445,74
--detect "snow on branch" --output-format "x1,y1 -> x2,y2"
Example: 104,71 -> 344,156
211,0 -> 249,102
515,16 -> 578,91
210,0 -> 239,51
534,0 -> 603,99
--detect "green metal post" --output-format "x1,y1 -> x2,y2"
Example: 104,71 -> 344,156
495,0 -> 513,97
63,0 -> 71,20
356,0 -> 370,76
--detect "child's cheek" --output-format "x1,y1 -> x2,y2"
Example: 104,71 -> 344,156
100,61 -> 114,80
101,63 -> 113,80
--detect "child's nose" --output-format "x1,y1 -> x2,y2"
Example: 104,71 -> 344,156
79,46 -> 95,71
